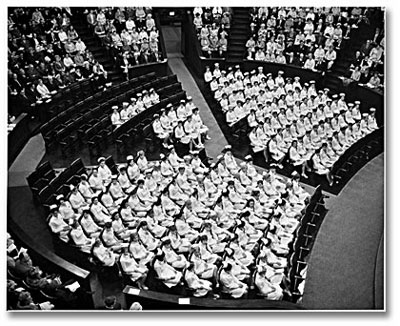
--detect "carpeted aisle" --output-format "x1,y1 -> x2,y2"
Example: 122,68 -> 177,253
302,153 -> 384,310
8,133 -> 46,187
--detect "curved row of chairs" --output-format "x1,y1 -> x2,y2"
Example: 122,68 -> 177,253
39,73 -> 182,157
27,151 -> 328,305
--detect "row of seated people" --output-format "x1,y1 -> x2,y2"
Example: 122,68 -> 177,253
205,65 -> 380,185
7,233 -> 82,310
8,7 -> 111,117
347,39 -> 384,89
46,147 -> 311,300
86,7 -> 163,75
193,7 -> 231,58
152,96 -> 210,151
244,7 -> 366,72
111,88 -> 160,128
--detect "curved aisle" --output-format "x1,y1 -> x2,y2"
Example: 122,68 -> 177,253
302,153 -> 384,310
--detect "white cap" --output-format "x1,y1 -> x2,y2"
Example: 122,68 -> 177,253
50,204 -> 58,211
112,106 -> 118,109
370,108 -> 376,112
56,194 -> 64,201
123,102 -> 128,106
245,155 -> 252,160
224,145 -> 232,150
126,155 -> 134,161
98,157 -> 106,163
354,101 -> 361,105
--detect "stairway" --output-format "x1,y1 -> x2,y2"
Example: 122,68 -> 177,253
70,14 -> 125,84
226,8 -> 250,63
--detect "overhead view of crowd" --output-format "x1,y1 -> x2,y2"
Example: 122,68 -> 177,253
86,6 -> 163,77
244,7 -> 370,73
47,145 -> 311,300
193,7 -> 231,58
8,7 -> 111,112
205,64 -> 380,185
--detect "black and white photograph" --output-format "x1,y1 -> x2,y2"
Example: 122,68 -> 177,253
5,2 -> 389,315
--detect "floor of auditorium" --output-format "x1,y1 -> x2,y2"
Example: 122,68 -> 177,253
7,26 -> 384,310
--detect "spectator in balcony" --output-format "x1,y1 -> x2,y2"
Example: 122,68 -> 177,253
254,48 -> 265,61
135,7 -> 147,24
360,40 -> 373,57
367,72 -> 382,88
369,43 -> 384,64
275,51 -> 287,64
245,36 -> 256,54
36,78 -> 51,99
333,23 -> 343,47
303,53 -> 316,70
145,14 -> 155,32
350,66 -> 362,82
221,12 -> 231,29
58,27 -> 68,43
63,53 -> 75,69
86,9 -> 96,26
325,46 -> 337,70
96,9 -> 107,26
193,13 -> 203,32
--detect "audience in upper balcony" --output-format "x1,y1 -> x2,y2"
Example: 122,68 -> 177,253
245,7 -> 376,75
85,7 -> 163,79
8,7 -> 110,118
348,37 -> 384,90
193,7 -> 231,58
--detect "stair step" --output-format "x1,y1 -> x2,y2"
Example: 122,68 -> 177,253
228,44 -> 246,51
229,40 -> 246,45
229,30 -> 249,36
233,18 -> 249,23
227,53 -> 245,58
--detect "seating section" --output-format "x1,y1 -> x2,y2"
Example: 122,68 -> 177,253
205,64 -> 380,185
348,39 -> 384,89
85,7 -> 163,78
8,7 -> 112,118
26,142 -> 328,303
244,7 -> 378,73
39,72 -> 161,154
192,7 -> 231,58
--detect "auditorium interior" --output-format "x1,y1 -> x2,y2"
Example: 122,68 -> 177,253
6,6 -> 385,311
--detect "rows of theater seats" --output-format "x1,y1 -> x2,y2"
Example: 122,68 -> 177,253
26,151 -> 327,304
329,127 -> 383,184
39,72 -> 184,157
